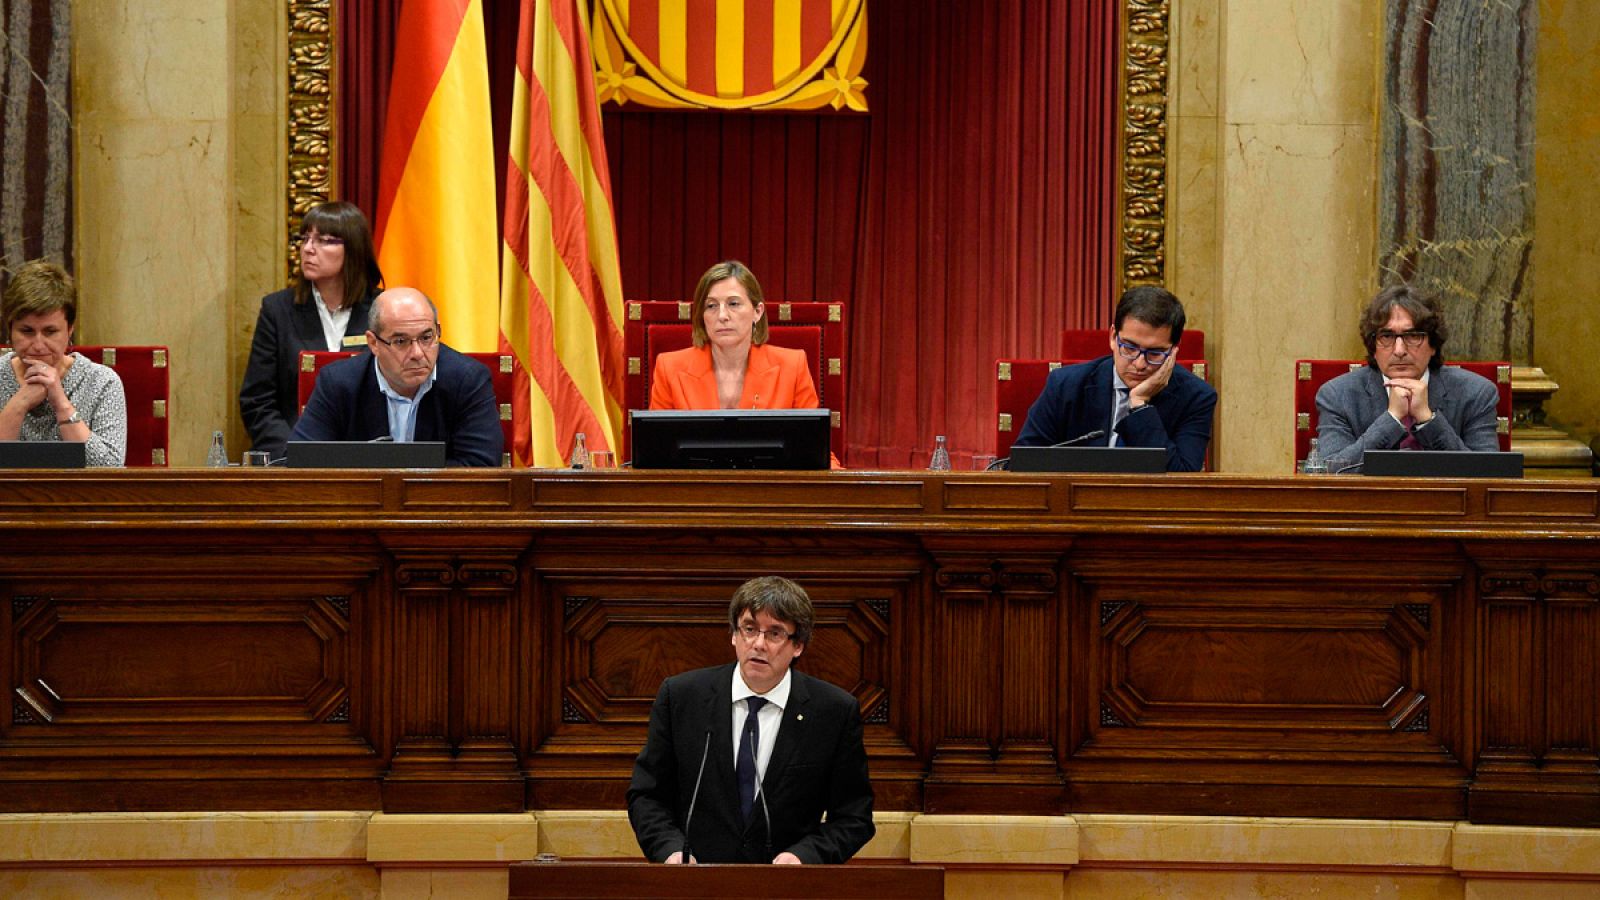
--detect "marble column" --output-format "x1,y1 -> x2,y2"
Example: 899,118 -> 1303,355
1379,1 -> 1589,475
1379,1 -> 1537,362
1,0 -> 73,277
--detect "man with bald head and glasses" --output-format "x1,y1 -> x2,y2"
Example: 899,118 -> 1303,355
1013,285 -> 1217,471
627,576 -> 874,866
1315,285 -> 1500,474
290,286 -> 502,466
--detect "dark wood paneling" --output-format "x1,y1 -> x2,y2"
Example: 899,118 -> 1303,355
1,471 -> 1597,826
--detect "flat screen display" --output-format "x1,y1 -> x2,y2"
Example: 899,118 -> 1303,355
1360,450 -> 1522,478
0,440 -> 87,469
629,409 -> 831,470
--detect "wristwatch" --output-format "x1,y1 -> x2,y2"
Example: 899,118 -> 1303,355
58,411 -> 82,425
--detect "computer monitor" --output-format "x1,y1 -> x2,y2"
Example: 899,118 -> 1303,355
629,409 -> 831,470
0,440 -> 87,468
285,440 -> 448,468
1360,449 -> 1523,478
1007,445 -> 1167,474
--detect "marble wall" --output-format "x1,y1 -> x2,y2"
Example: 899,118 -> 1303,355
1,0 -> 73,276
72,0 -> 282,465
1378,1 -> 1538,364
1172,0 -> 1379,473
1533,0 -> 1600,447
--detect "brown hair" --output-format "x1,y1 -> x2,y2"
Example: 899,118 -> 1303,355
728,576 -> 815,646
1114,285 -> 1186,345
689,260 -> 767,348
293,201 -> 383,308
1360,284 -> 1446,371
3,259 -> 77,335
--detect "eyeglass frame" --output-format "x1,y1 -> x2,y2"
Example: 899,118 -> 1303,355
1113,334 -> 1175,366
734,622 -> 794,645
369,328 -> 441,353
1374,330 -> 1428,349
297,232 -> 345,249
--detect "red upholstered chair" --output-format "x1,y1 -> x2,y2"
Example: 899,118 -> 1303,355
995,357 -> 1212,463
1063,328 -> 1205,361
75,345 -> 170,467
1292,359 -> 1512,472
298,350 -> 518,467
623,300 -> 846,460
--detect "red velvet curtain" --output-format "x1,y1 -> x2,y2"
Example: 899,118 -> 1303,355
338,0 -> 1120,468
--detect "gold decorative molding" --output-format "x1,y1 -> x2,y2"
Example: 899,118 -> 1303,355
1121,0 -> 1169,287
287,0 -> 334,279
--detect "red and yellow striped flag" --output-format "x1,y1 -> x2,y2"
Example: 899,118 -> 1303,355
499,0 -> 626,467
374,0 -> 500,352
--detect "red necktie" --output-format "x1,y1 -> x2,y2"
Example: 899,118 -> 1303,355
1400,415 -> 1421,450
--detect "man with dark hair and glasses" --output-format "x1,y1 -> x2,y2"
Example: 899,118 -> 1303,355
628,576 -> 874,866
290,287 -> 503,466
1013,285 -> 1217,471
1315,284 -> 1500,473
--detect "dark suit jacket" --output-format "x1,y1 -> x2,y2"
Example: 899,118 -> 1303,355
626,663 -> 875,865
1315,363 -> 1501,473
239,288 -> 374,458
288,345 -> 503,467
1012,355 -> 1218,472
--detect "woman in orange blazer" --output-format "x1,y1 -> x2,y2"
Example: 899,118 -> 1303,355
648,260 -> 838,466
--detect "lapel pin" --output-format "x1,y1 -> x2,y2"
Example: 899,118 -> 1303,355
797,715 -> 804,721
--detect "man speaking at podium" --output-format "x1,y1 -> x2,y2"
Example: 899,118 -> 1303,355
627,577 -> 875,864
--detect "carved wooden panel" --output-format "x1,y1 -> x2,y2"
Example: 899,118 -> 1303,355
12,596 -> 349,726
1082,559 -> 1448,745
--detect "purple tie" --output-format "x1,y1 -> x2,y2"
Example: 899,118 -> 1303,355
737,697 -> 766,822
1400,415 -> 1421,450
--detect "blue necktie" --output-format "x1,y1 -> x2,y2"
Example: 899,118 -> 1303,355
1111,386 -> 1130,447
737,697 -> 767,822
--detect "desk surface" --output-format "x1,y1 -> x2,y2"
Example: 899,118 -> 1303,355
0,470 -> 1595,827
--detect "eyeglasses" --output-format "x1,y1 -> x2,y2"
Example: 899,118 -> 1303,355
298,232 -> 345,249
735,623 -> 793,645
371,330 -> 439,352
1114,335 -> 1173,366
1375,330 -> 1428,349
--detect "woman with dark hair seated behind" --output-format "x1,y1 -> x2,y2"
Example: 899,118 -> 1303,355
239,200 -> 383,458
0,260 -> 127,466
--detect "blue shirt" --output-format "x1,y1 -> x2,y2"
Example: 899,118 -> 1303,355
373,357 -> 438,442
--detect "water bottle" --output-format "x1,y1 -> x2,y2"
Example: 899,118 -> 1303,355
1303,437 -> 1328,475
928,435 -> 951,471
206,430 -> 228,468
569,432 -> 589,469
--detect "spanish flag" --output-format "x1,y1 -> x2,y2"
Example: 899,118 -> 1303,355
374,0 -> 500,353
499,0 -> 626,467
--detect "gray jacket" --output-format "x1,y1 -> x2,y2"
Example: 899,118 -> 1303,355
1315,364 -> 1500,473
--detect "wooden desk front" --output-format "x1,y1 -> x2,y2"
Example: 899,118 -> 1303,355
0,470 -> 1595,826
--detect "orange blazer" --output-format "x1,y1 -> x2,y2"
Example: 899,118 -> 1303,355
648,343 -> 820,411
648,343 -> 840,467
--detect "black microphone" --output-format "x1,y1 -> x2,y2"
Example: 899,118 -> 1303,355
679,729 -> 712,864
754,777 -> 773,862
1053,428 -> 1105,447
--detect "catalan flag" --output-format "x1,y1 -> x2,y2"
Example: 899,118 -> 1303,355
374,0 -> 500,353
499,0 -> 626,467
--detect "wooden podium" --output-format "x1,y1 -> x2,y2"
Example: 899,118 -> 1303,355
508,861 -> 944,900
